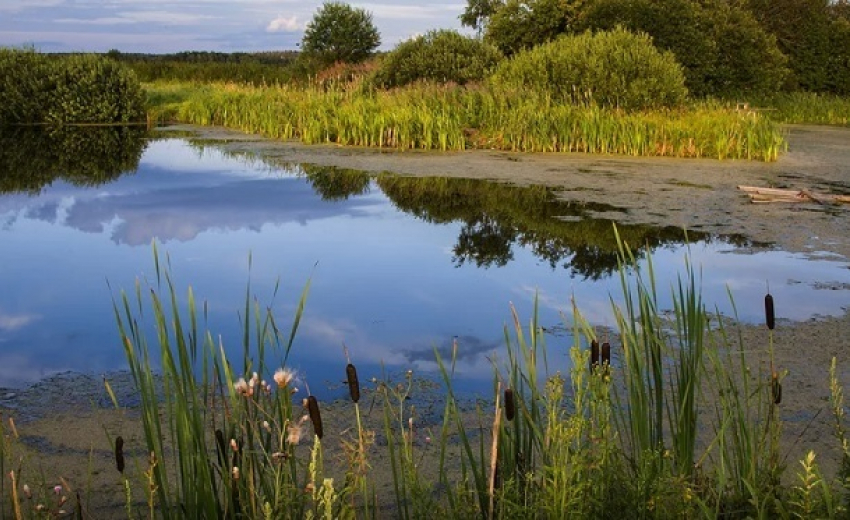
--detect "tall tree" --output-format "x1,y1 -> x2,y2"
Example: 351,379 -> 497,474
301,2 -> 381,66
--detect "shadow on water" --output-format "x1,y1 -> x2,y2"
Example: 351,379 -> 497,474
0,126 -> 148,194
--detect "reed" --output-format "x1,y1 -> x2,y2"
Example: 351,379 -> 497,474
96,230 -> 850,518
144,81 -> 786,161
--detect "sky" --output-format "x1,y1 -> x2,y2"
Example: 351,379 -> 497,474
0,0 -> 467,54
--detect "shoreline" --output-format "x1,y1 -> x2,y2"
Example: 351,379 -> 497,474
2,123 -> 849,513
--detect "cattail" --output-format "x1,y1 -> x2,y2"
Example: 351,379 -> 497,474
346,363 -> 360,403
504,388 -> 515,422
307,396 -> 324,440
115,436 -> 125,473
772,373 -> 782,405
590,339 -> 600,370
601,342 -> 611,366
765,293 -> 775,330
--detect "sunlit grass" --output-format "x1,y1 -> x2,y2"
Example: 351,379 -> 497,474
144,81 -> 786,161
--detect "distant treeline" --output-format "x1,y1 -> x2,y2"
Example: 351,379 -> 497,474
105,50 -> 303,85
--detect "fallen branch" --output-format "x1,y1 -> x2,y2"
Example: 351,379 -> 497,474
738,185 -> 850,205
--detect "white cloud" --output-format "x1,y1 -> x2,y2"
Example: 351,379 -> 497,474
0,312 -> 39,332
266,14 -> 301,33
0,0 -> 64,13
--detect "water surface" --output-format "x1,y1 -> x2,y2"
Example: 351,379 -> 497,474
1,127 -> 848,394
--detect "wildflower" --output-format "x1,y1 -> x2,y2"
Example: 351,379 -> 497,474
230,438 -> 239,452
274,367 -> 297,388
232,466 -> 240,480
234,378 -> 250,397
262,420 -> 271,432
287,417 -> 308,445
23,484 -> 31,499
54,485 -> 62,495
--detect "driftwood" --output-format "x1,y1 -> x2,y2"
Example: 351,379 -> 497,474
738,185 -> 850,205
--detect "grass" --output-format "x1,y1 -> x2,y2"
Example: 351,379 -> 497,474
3,227 -> 850,518
143,81 -> 786,161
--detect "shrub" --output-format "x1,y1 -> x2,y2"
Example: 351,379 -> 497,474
0,48 -> 146,125
489,28 -> 688,110
48,54 -> 146,124
0,48 -> 54,124
579,0 -> 788,98
370,30 -> 502,89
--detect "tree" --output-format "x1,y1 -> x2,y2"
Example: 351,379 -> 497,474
460,0 -> 504,35
301,2 -> 381,66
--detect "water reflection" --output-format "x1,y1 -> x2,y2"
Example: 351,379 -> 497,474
0,130 -> 848,392
0,126 -> 147,194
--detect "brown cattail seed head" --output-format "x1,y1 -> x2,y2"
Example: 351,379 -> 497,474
590,340 -> 600,369
772,373 -> 782,405
504,388 -> 515,422
765,293 -> 775,330
346,363 -> 360,403
601,342 -> 611,366
307,396 -> 324,439
115,436 -> 125,474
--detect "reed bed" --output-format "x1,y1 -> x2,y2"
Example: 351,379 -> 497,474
145,81 -> 785,161
5,228 -> 850,518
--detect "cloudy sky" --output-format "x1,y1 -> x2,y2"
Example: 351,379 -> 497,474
0,0 -> 467,54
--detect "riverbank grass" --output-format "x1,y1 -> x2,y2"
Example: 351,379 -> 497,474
4,230 -> 850,518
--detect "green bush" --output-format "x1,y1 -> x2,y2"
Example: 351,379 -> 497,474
48,54 -> 146,124
579,0 -> 788,98
370,30 -> 502,89
489,28 -> 688,110
0,48 -> 146,125
0,48 -> 54,124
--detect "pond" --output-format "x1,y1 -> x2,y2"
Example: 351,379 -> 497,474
1,126 -> 849,395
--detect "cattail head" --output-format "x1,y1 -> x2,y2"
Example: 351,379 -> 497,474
504,388 -> 515,422
771,372 -> 782,405
346,363 -> 360,403
765,293 -> 775,330
590,339 -> 600,370
115,436 -> 125,474
601,342 -> 611,366
307,396 -> 324,440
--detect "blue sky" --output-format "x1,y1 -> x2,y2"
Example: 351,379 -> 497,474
0,0 -> 466,53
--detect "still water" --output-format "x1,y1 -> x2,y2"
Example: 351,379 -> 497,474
1,127 -> 848,394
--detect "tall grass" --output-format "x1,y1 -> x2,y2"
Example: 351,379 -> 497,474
145,81 -> 786,161
5,228 -> 844,517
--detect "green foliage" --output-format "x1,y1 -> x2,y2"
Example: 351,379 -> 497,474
369,30 -> 502,89
0,48 -> 146,125
579,0 -> 788,98
460,0 -> 503,34
489,28 -> 688,110
145,80 -> 785,160
484,0 -> 581,55
301,2 -> 381,67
